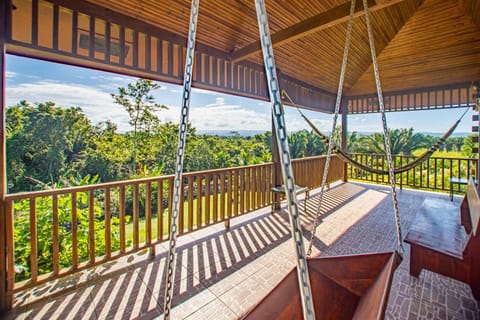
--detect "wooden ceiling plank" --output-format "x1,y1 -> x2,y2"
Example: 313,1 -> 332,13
230,0 -> 407,63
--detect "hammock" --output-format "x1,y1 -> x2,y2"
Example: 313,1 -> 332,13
296,106 -> 468,176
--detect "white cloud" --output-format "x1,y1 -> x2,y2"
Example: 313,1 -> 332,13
6,81 -> 131,131
6,71 -> 17,79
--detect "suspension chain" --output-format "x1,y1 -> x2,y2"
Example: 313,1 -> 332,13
254,1 -> 315,319
363,0 -> 404,254
307,0 -> 356,257
163,0 -> 200,318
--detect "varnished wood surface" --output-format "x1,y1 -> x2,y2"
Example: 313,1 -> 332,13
241,251 -> 401,320
405,180 -> 480,299
405,198 -> 466,259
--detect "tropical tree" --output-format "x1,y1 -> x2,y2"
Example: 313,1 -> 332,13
111,79 -> 168,173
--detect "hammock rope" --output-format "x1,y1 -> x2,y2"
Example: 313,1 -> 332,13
286,100 -> 469,175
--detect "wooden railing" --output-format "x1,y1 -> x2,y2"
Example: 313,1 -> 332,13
347,153 -> 477,193
1,155 -> 343,309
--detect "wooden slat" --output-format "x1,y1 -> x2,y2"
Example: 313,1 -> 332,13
145,182 -> 152,247
119,186 -> 126,253
52,195 -> 59,275
29,198 -> 38,282
204,173 -> 211,224
196,175 -> 202,228
71,192 -> 78,269
88,190 -> 95,264
187,176 -> 194,231
227,170 -> 233,218
104,188 -> 111,258
157,179 -> 163,241
133,183 -> 139,248
220,172 -> 226,220
213,174 -> 218,222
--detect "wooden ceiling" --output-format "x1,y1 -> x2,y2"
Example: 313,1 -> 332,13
81,0 -> 480,96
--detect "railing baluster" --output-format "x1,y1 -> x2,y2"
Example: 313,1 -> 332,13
220,171 -> 226,220
29,198 -> 38,282
105,188 -> 111,259
187,176 -> 194,231
157,179 -> 163,241
227,170 -> 233,218
52,195 -> 59,275
88,190 -> 95,264
145,182 -> 152,253
213,173 -> 218,222
133,183 -> 139,249
196,175 -> 203,228
71,192 -> 78,269
119,186 -> 126,253
205,173 -> 211,224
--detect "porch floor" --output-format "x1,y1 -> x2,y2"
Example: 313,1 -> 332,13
6,182 -> 480,319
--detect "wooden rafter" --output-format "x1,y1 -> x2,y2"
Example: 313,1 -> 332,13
230,0 -> 407,63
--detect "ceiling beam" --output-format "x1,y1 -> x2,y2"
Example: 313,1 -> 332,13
230,0 -> 407,63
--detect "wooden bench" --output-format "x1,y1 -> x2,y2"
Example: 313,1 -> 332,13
405,177 -> 480,299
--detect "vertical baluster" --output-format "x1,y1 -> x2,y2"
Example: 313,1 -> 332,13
29,198 -> 37,282
220,171 -> 226,220
442,158 -> 445,191
434,158 -> 438,190
168,177 -> 174,236
227,170 -> 233,218
179,178 -> 185,234
145,182 -> 152,251
197,175 -> 203,228
213,173 -> 218,222
205,173 -> 211,224
71,192 -> 78,269
88,190 -> 95,264
119,186 -> 126,253
239,168 -> 245,214
105,188 -> 111,259
52,195 -> 59,275
187,176 -> 194,231
133,184 -> 139,248
157,179 -> 163,241
245,168 -> 251,211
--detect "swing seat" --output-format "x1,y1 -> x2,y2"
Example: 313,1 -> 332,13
241,251 -> 401,320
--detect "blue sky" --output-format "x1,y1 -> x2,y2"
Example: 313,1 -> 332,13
5,54 -> 474,135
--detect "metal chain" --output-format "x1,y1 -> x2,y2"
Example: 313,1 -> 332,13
254,1 -> 315,319
307,0 -> 356,257
363,0 -> 404,254
163,0 -> 200,318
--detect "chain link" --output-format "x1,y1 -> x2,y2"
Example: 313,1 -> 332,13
163,0 -> 200,318
254,1 -> 315,319
363,0 -> 404,254
307,0 -> 356,257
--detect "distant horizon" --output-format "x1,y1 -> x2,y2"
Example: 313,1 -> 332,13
196,129 -> 473,138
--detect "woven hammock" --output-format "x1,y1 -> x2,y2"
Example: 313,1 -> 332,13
298,109 -> 464,175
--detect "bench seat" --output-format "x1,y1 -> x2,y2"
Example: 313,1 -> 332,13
405,198 -> 467,259
404,179 -> 480,300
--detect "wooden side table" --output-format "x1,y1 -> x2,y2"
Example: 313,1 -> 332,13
271,185 -> 310,212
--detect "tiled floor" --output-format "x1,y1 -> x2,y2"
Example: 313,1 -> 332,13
5,181 -> 480,319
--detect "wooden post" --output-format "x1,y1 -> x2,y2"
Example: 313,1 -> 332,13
0,0 -> 9,314
341,102 -> 348,182
271,115 -> 281,212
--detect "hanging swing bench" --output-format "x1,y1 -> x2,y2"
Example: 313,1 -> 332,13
242,251 -> 401,319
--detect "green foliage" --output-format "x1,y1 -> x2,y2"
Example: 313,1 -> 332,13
111,79 -> 168,173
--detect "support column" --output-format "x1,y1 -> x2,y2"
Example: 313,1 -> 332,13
0,0 -> 8,314
341,102 -> 348,182
271,115 -> 281,211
